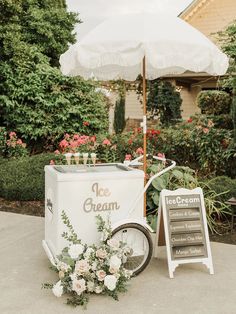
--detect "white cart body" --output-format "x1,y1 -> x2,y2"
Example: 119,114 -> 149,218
43,164 -> 145,259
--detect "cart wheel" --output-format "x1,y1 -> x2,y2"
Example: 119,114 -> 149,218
111,223 -> 153,276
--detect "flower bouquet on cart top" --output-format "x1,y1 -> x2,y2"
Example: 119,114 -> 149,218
43,211 -> 133,308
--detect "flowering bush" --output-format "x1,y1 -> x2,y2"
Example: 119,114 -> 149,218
43,211 -> 132,308
5,131 -> 28,158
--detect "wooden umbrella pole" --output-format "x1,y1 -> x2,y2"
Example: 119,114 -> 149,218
142,56 -> 147,217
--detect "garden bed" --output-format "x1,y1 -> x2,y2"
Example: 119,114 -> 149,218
0,198 -> 235,245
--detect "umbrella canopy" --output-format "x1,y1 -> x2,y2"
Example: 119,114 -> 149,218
60,13 -> 228,80
59,12 -> 229,215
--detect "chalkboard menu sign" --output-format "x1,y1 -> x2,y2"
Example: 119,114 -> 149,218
155,188 -> 214,278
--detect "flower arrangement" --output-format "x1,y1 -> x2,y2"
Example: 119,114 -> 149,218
43,211 -> 132,308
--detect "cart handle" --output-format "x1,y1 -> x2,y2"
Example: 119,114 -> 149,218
128,154 -> 176,216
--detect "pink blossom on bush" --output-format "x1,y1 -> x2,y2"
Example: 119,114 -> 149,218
50,160 -> 55,165
9,131 -> 16,138
136,147 -> 144,155
16,139 -> 23,145
187,118 -> 193,123
125,154 -> 132,161
59,139 -> 69,149
54,150 -> 60,155
83,121 -> 90,126
203,128 -> 209,134
157,152 -> 165,159
102,139 -> 111,146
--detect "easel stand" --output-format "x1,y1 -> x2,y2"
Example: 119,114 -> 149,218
155,188 -> 214,278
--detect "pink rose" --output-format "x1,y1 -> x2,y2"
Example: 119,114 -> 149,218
203,128 -> 209,134
54,150 -> 60,155
96,248 -> 107,259
16,139 -> 23,145
96,270 -> 106,281
157,153 -> 165,159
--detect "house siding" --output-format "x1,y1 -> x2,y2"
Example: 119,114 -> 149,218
184,0 -> 236,44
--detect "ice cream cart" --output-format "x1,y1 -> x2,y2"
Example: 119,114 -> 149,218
42,156 -> 175,275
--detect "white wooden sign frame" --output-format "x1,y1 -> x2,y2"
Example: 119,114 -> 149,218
155,187 -> 214,278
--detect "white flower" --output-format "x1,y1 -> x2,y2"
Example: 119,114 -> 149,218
109,266 -> 119,274
107,239 -> 120,250
91,261 -> 97,271
72,278 -> 86,295
57,261 -> 70,272
70,272 -> 77,281
87,281 -> 95,292
96,270 -> 106,281
84,247 -> 94,259
104,275 -> 117,291
75,260 -> 90,274
96,248 -> 107,259
68,244 -> 84,259
109,255 -> 121,270
52,280 -> 63,298
95,285 -> 103,294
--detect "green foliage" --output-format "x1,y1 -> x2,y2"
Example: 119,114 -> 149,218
113,95 -> 126,134
147,80 -> 182,125
61,210 -> 81,244
232,91 -> 236,143
0,0 -> 79,67
218,21 -> 236,89
0,64 -> 109,149
0,153 -> 61,200
207,176 -> 236,202
0,0 -> 109,151
197,90 -> 231,115
0,127 -> 7,156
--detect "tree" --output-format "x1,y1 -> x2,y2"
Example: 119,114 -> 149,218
147,80 -> 182,125
0,0 -> 109,151
218,21 -> 236,143
113,95 -> 126,134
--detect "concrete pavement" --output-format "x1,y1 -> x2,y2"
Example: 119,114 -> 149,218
0,212 -> 235,314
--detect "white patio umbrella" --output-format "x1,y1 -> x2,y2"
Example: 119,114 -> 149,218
59,12 -> 228,213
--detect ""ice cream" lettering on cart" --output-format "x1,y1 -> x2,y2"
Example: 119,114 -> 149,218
83,183 -> 120,213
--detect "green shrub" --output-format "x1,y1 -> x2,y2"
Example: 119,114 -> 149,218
197,90 -> 231,115
206,176 -> 236,202
147,80 -> 182,125
0,127 -> 7,156
113,95 -> 126,134
0,153 -> 59,201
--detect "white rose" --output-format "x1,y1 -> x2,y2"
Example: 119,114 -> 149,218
104,275 -> 117,291
109,266 -> 119,274
96,270 -> 106,281
52,280 -> 63,298
107,239 -> 120,250
96,248 -> 107,259
68,244 -> 84,259
57,261 -> 70,272
109,255 -> 121,270
75,260 -> 90,274
87,281 -> 95,292
72,278 -> 86,295
95,285 -> 103,294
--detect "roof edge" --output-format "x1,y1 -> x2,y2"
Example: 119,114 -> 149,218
179,0 -> 210,20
